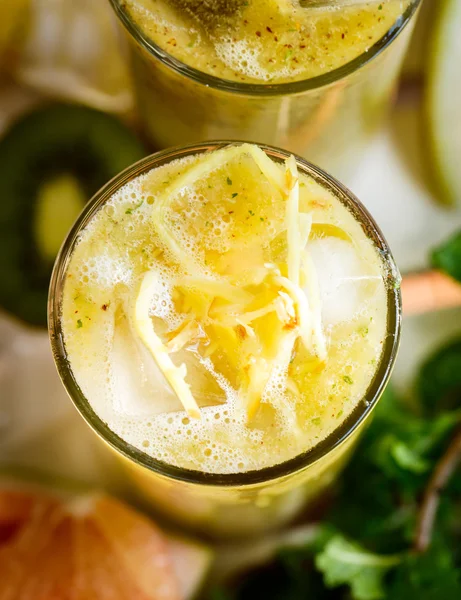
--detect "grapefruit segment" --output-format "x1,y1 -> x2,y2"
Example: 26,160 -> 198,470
168,536 -> 213,600
0,486 -> 211,599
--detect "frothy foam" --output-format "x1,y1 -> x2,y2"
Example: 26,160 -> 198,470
123,0 -> 412,84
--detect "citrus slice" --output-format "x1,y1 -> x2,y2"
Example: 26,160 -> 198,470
425,0 -> 461,205
0,483 -> 211,599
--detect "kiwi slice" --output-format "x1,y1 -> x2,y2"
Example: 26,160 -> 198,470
0,104 -> 145,327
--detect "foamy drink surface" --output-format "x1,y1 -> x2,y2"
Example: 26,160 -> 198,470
121,0 -> 411,83
61,144 -> 389,474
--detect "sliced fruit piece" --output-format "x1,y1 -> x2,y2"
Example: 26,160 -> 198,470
0,0 -> 28,71
34,174 -> 87,263
310,223 -> 352,243
285,155 -> 301,287
179,276 -> 253,305
168,535 -> 213,600
402,0 -> 433,78
134,271 -> 201,419
425,0 -> 461,205
140,145 -> 326,422
0,104 -> 145,327
0,483 -> 211,599
302,252 -> 328,360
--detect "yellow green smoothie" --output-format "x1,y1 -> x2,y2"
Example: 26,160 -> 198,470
51,143 -> 400,537
112,0 -> 419,177
60,143 -> 388,473
123,0 -> 411,83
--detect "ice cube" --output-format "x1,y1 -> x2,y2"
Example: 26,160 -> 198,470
307,237 -> 381,327
109,313 -> 183,417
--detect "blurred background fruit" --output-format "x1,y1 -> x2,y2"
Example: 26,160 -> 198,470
0,103 -> 145,328
0,482 -> 212,598
0,0 -> 29,73
402,0 -> 433,79
425,0 -> 461,206
13,0 -> 134,114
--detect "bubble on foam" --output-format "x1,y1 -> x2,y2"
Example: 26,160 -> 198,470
196,354 -> 236,400
144,269 -> 175,322
215,38 -> 268,80
76,252 -> 133,289
215,38 -> 304,81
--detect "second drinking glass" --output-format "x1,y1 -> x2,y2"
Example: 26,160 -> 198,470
109,0 -> 421,178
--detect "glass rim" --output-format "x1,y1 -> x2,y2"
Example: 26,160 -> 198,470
48,141 -> 402,487
109,0 -> 421,96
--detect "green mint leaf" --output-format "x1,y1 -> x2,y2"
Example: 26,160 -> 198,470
208,588 -> 234,600
315,536 -> 401,600
387,544 -> 461,599
76,319 -> 83,328
226,177 -> 232,185
417,338 -> 461,416
431,231 -> 461,282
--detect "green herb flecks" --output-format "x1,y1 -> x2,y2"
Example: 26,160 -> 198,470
125,199 -> 144,215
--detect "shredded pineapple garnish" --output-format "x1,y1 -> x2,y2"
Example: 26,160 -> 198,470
302,252 -> 328,361
244,144 -> 285,191
310,223 -> 353,243
299,213 -> 313,247
234,153 -> 330,419
285,155 -> 301,287
235,319 -> 256,338
134,271 -> 201,419
277,291 -> 296,321
244,356 -> 274,422
245,330 -> 300,430
274,275 -> 312,349
134,144 -> 330,421
151,220 -> 200,276
150,143 -> 285,280
234,303 -> 278,325
153,145 -> 248,215
166,319 -> 203,353
205,324 -> 241,369
179,276 -> 253,305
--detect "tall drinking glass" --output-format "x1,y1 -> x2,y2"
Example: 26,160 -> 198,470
49,142 -> 401,539
109,0 -> 421,178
